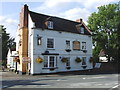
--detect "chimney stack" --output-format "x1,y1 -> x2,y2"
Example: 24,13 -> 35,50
19,4 -> 28,28
76,18 -> 83,23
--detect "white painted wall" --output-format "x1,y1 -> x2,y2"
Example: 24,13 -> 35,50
7,50 -> 16,69
28,19 -> 93,74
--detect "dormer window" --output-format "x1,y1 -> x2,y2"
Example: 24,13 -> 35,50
48,21 -> 53,29
80,27 -> 84,34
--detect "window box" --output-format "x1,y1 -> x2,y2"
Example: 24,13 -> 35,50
65,49 -> 71,52
82,50 -> 87,53
66,67 -> 71,69
49,68 -> 55,71
81,65 -> 87,69
42,67 -> 58,71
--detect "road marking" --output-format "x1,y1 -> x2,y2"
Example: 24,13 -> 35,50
57,79 -> 67,81
88,76 -> 105,79
82,78 -> 86,79
109,84 -> 120,90
40,85 -> 51,87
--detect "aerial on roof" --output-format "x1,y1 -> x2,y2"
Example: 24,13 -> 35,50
29,10 -> 91,35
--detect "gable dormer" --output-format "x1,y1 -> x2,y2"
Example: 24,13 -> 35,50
76,19 -> 91,35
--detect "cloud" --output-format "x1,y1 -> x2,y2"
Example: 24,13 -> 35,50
1,0 -> 119,39
32,0 -> 119,23
59,7 -> 90,23
0,16 -> 18,38
83,0 -> 119,10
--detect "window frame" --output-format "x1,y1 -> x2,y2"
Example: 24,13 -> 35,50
47,38 -> 54,49
66,40 -> 70,49
37,36 -> 42,45
82,42 -> 86,50
43,56 -> 57,68
48,21 -> 53,29
80,27 -> 84,34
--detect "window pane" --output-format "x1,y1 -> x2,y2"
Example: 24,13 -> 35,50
66,40 -> 70,49
48,21 -> 53,29
47,38 -> 54,48
49,56 -> 54,67
44,56 -> 48,67
80,27 -> 84,34
37,37 -> 41,45
82,42 -> 86,50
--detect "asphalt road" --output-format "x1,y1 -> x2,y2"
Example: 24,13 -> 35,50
1,70 -> 120,89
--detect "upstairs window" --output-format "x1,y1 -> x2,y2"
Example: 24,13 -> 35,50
37,36 -> 42,45
48,21 -> 53,29
47,38 -> 54,49
73,41 -> 80,50
82,42 -> 86,50
80,27 -> 84,34
66,40 -> 70,49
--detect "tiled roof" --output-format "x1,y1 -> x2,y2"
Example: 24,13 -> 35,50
29,11 -> 91,35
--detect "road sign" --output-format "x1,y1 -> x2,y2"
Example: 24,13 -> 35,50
22,57 -> 31,63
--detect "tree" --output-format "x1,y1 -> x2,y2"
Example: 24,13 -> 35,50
0,25 -> 16,66
87,3 -> 120,62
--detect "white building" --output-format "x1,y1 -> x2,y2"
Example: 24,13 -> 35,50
28,10 -> 93,75
8,5 -> 93,75
7,49 -> 18,71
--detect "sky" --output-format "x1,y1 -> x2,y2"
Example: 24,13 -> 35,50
0,0 -> 119,40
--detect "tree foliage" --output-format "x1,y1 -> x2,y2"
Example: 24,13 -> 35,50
0,25 -> 16,66
87,3 -> 120,62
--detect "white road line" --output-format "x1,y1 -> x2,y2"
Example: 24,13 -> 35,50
82,78 -> 86,79
109,84 -> 120,90
57,79 -> 67,81
112,84 -> 120,88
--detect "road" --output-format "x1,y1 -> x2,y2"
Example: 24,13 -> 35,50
1,70 -> 120,89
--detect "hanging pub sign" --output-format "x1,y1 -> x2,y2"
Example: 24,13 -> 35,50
22,57 -> 31,63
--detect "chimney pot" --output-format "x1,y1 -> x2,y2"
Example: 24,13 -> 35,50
76,18 -> 83,23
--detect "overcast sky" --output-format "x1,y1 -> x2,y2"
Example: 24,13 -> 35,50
0,0 -> 119,39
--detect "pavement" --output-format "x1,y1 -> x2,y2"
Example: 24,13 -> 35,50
1,69 -> 120,89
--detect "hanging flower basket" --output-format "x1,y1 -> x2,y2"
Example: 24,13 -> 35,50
13,57 -> 20,63
75,57 -> 81,63
89,57 -> 94,63
61,58 -> 68,63
36,57 -> 43,63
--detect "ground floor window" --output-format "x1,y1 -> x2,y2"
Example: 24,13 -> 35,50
44,56 -> 57,68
